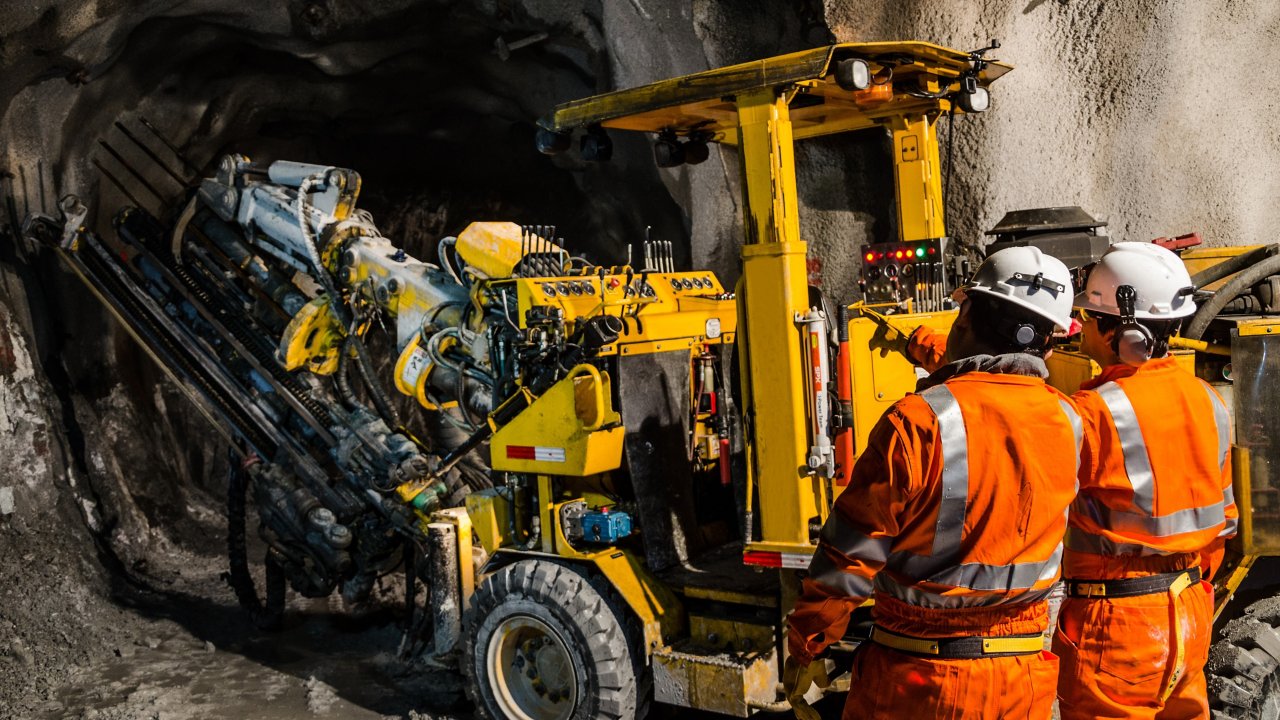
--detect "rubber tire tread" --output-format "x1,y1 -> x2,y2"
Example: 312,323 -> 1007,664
463,558 -> 651,720
1207,596 -> 1280,718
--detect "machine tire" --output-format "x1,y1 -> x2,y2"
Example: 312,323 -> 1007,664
463,558 -> 650,720
1207,596 -> 1280,719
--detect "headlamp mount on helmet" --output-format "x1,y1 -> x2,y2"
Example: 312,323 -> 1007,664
1010,270 -> 1066,295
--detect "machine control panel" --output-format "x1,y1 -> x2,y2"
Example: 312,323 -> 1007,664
859,238 -> 952,312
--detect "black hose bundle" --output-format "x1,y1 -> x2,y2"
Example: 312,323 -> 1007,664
224,451 -> 285,630
1186,248 -> 1280,340
1189,244 -> 1278,289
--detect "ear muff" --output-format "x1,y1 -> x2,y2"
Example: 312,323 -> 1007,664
1112,284 -> 1154,366
992,315 -> 1049,351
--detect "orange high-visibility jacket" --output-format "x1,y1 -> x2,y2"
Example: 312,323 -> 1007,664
1065,357 -> 1237,580
788,359 -> 1082,664
906,325 -> 949,374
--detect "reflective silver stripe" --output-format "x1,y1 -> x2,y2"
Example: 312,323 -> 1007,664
1218,484 -> 1238,535
1059,398 -> 1083,459
933,545 -> 1062,591
1060,398 -> 1084,511
887,545 -> 1062,592
1202,382 -> 1231,470
874,573 -> 1053,609
1097,382 -> 1155,513
820,510 -> 893,564
920,385 -> 968,560
1072,494 -> 1226,537
808,549 -> 875,598
1064,525 -> 1176,557
1221,516 -> 1239,538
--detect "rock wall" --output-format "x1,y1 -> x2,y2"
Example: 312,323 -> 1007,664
822,0 -> 1280,251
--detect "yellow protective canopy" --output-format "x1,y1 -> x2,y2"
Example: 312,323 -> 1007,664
540,41 -> 1011,144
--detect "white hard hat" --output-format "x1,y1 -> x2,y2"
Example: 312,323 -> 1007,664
1074,242 -> 1196,319
958,245 -> 1075,331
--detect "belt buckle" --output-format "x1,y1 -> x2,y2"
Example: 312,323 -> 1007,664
1076,582 -> 1107,598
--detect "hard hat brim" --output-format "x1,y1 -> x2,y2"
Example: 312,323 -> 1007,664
1073,290 -> 1197,320
962,285 -> 1072,332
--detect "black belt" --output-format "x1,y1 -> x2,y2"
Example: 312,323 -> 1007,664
1065,568 -> 1200,599
870,626 -> 1043,659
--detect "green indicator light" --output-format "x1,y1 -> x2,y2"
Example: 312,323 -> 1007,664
916,247 -> 926,257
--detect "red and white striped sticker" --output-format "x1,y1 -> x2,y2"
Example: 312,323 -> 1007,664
743,550 -> 813,569
505,445 -> 566,463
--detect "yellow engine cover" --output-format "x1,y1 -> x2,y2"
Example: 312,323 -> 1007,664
456,221 -> 556,279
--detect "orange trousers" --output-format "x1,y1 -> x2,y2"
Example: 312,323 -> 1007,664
840,643 -> 1058,719
1053,580 -> 1214,719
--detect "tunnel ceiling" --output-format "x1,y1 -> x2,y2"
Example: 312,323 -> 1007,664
1,0 -> 692,268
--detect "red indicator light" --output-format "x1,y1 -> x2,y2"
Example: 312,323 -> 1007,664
864,252 -> 875,262
928,247 -> 937,255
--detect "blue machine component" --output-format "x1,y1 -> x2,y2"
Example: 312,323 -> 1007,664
581,509 -> 632,544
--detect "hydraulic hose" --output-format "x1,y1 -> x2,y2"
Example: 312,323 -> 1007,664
350,332 -> 402,427
1185,252 -> 1280,339
1190,244 -> 1278,289
335,336 -> 360,408
225,451 -> 286,630
295,173 -> 400,428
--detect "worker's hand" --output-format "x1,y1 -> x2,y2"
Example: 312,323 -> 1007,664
783,655 -> 829,720
868,321 -> 916,359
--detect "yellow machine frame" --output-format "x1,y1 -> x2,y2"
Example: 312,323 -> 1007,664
484,41 -> 1008,716
541,42 -> 1006,563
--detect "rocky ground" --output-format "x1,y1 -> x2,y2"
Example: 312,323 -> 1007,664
21,573 -> 467,720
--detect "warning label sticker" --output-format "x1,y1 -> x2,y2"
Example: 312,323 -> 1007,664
401,346 -> 429,387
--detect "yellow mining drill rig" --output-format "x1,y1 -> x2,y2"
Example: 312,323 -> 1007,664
27,38 -> 1280,719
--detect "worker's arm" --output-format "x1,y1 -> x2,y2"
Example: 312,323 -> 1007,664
787,408 -> 923,664
905,326 -> 948,374
1205,393 -> 1238,580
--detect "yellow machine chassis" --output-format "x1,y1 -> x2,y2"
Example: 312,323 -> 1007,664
457,40 -> 1013,717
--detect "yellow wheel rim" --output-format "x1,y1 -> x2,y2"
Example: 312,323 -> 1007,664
487,615 -> 578,720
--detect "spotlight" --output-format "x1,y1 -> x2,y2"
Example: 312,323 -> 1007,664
654,130 -> 684,168
536,127 -> 571,155
682,139 -> 710,165
957,86 -> 990,113
835,58 -> 871,91
580,125 -> 613,162
956,74 -> 990,113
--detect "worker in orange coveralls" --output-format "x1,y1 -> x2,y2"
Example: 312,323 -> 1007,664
899,241 -> 1236,717
784,246 -> 1083,720
1050,242 -> 1236,719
